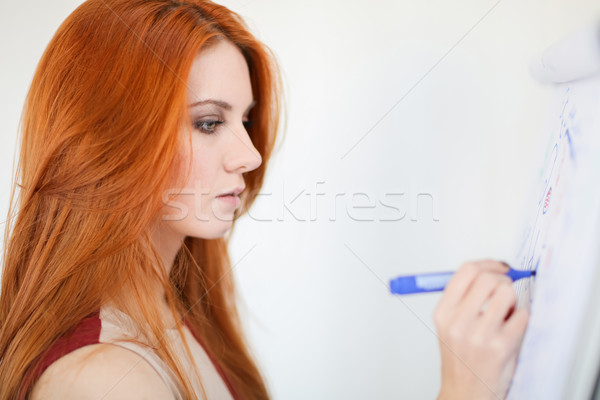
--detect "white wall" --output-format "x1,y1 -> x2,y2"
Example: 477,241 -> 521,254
2,1 -> 599,399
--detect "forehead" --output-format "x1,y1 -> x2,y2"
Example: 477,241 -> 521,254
186,39 -> 253,103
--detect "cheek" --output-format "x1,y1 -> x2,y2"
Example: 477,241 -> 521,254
186,145 -> 215,191
161,144 -> 211,212
157,143 -> 232,238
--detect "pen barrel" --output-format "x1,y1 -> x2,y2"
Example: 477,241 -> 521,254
390,272 -> 454,294
389,267 -> 534,295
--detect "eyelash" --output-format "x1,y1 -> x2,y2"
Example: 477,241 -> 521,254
193,119 -> 254,135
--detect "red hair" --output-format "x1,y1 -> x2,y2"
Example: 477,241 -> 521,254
0,1 -> 283,399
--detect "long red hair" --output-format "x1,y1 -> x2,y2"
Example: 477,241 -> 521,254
0,1 -> 282,399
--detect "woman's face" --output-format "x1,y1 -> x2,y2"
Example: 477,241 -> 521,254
161,39 -> 262,240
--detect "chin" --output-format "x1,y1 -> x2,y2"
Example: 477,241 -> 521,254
187,221 -> 233,240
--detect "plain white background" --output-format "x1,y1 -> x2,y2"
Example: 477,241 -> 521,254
1,1 -> 599,398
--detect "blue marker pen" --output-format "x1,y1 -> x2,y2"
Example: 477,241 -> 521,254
389,267 -> 536,295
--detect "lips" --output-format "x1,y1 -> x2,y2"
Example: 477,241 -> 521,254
217,186 -> 245,197
217,188 -> 243,208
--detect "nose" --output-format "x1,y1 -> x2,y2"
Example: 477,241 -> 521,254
223,122 -> 262,173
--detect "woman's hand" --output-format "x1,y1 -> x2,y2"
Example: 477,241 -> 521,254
433,260 -> 530,400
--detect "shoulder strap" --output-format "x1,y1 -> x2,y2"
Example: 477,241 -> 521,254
183,317 -> 243,400
19,311 -> 101,400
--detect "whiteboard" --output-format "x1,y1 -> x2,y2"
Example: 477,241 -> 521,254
505,72 -> 600,399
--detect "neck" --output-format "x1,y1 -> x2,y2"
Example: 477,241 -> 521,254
150,222 -> 185,321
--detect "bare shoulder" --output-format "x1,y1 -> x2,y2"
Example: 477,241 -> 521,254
31,342 -> 176,400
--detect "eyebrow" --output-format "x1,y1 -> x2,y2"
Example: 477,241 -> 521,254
188,99 -> 256,114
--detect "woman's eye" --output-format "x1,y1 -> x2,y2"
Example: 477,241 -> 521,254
193,119 -> 224,135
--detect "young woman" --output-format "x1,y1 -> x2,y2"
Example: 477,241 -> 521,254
0,1 -> 529,399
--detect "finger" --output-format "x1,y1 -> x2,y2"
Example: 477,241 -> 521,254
438,262 -> 481,314
436,260 -> 510,317
502,307 -> 530,348
478,259 -> 512,274
456,271 -> 513,322
479,281 -> 517,332
468,258 -> 511,271
498,308 -> 530,361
